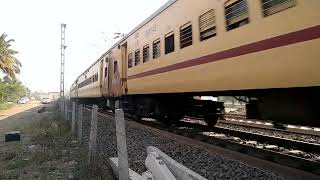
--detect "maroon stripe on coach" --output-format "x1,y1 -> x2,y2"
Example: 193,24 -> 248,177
128,25 -> 320,80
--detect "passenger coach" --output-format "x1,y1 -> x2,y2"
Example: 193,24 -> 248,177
71,0 -> 320,127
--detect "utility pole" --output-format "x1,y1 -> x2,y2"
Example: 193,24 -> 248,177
60,24 -> 67,98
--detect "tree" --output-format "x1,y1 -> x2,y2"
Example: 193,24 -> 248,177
0,33 -> 22,78
0,76 -> 29,103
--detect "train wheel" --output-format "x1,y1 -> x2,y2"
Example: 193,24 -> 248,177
154,100 -> 184,125
165,113 -> 184,125
158,114 -> 170,124
134,104 -> 144,121
204,114 -> 218,128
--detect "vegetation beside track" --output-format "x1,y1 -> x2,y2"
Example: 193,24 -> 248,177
0,106 -> 107,179
0,102 -> 15,111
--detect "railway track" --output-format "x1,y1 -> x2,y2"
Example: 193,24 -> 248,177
211,126 -> 320,154
137,119 -> 320,173
91,106 -> 320,175
222,114 -> 320,136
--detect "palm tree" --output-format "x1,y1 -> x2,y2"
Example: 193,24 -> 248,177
0,33 -> 22,78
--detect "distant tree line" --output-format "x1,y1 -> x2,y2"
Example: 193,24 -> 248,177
0,76 -> 30,102
0,33 -> 28,103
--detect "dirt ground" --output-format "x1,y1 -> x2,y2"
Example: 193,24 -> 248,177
0,102 -> 103,179
0,101 -> 44,141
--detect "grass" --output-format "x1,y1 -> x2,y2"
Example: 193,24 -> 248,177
0,102 -> 15,111
0,105 -> 114,180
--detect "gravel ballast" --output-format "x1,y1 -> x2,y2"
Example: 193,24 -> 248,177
77,111 -> 285,180
218,123 -> 320,144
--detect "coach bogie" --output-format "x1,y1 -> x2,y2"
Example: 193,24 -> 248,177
121,95 -> 223,126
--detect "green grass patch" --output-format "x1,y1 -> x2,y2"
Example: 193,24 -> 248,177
6,159 -> 30,170
0,102 -> 15,111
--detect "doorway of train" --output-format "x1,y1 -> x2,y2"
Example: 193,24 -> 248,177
120,42 -> 128,94
101,55 -> 110,97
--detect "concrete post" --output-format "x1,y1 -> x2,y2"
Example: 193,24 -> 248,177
115,108 -> 129,180
78,104 -> 83,143
115,100 -> 120,109
88,105 -> 98,164
71,102 -> 76,132
147,146 -> 207,180
64,100 -> 68,122
62,100 -> 65,113
60,99 -> 63,113
59,100 -> 61,112
145,151 -> 176,180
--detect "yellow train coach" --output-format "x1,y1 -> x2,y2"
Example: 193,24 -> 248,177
70,0 -> 320,127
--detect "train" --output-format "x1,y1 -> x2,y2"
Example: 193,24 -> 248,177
70,0 -> 320,127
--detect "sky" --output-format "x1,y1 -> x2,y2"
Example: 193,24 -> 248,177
0,0 -> 168,92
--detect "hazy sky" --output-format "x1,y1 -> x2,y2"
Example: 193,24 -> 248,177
0,0 -> 168,92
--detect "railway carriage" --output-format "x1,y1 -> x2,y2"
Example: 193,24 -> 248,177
70,0 -> 320,127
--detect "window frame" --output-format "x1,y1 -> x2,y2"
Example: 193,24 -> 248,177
180,22 -> 193,49
261,0 -> 296,17
114,61 -> 118,74
165,32 -> 175,55
134,49 -> 141,66
143,45 -> 150,63
128,53 -> 133,68
153,39 -> 161,59
104,66 -> 108,77
199,9 -> 217,41
224,0 -> 249,31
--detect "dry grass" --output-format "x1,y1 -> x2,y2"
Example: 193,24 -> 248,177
0,105 -> 113,180
0,102 -> 15,112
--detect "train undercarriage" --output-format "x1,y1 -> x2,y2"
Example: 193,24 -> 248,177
73,87 -> 319,128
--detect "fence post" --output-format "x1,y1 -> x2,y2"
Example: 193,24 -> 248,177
64,100 -> 68,122
78,104 -> 83,143
60,99 -> 64,113
59,100 -> 61,112
71,102 -> 76,132
63,100 -> 65,113
88,105 -> 98,164
115,108 -> 129,180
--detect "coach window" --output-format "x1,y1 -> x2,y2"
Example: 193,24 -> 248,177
225,0 -> 249,31
165,32 -> 174,54
180,23 -> 193,49
153,39 -> 161,59
261,0 -> 296,17
104,67 -> 108,77
200,9 -> 216,41
128,53 -> 133,68
143,45 -> 150,63
114,61 -> 118,74
135,50 -> 140,66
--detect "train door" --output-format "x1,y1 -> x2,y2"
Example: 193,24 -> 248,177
99,59 -> 104,96
101,56 -> 110,97
76,81 -> 79,97
121,43 -> 128,94
110,53 -> 122,97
